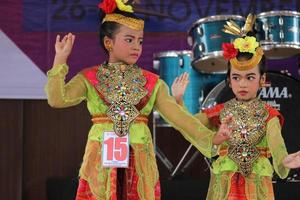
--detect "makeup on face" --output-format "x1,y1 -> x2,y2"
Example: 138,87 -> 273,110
229,66 -> 263,101
108,25 -> 144,65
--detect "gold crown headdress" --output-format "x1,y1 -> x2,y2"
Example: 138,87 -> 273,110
98,0 -> 144,30
222,14 -> 264,71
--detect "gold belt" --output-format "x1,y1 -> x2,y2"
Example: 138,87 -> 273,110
219,146 -> 271,158
92,114 -> 148,124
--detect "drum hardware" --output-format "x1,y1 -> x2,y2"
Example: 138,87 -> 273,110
180,149 -> 202,174
155,147 -> 174,172
197,26 -> 203,36
170,147 -> 218,179
261,20 -> 269,40
280,69 -> 292,76
169,145 -> 213,179
280,30 -> 284,40
279,16 -> 284,26
256,10 -> 300,58
152,110 -> 173,172
203,157 -> 213,172
260,20 -> 276,43
169,144 -> 193,179
188,15 -> 245,73
194,43 -> 205,52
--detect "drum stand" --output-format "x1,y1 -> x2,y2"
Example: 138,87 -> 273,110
153,110 -> 212,178
170,144 -> 194,178
152,111 -> 173,172
169,145 -> 213,179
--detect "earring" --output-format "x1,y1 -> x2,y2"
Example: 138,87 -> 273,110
104,41 -> 113,52
260,80 -> 265,88
105,45 -> 112,52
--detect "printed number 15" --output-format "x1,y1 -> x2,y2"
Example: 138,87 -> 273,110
104,137 -> 128,161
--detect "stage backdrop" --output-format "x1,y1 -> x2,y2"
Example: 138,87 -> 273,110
1,0 -> 300,99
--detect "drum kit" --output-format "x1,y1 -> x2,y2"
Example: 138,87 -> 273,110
153,10 -> 300,181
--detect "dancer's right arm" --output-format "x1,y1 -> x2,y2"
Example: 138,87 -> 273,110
46,33 -> 86,108
53,33 -> 75,67
155,80 -> 217,158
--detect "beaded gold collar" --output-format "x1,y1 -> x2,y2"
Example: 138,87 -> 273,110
220,98 -> 269,176
96,62 -> 147,136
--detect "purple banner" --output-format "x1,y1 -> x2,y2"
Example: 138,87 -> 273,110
23,0 -> 300,32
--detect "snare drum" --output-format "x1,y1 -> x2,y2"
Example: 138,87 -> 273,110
188,15 -> 245,73
256,10 -> 300,58
154,50 -> 225,114
202,72 -> 300,154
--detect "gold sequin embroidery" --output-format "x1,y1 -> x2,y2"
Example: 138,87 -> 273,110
220,98 -> 269,176
96,63 -> 148,136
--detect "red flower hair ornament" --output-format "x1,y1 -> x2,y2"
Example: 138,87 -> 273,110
98,0 -> 117,14
222,43 -> 238,60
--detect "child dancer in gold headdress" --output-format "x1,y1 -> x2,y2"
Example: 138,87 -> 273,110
45,0 -> 220,199
172,14 -> 300,200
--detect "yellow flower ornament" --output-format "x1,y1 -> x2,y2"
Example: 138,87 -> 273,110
233,36 -> 259,54
116,0 -> 133,13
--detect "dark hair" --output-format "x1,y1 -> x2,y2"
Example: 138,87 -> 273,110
98,9 -> 142,53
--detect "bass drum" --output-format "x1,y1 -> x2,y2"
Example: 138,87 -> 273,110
202,72 -> 300,155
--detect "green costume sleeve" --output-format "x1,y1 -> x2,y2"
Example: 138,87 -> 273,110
154,80 -> 216,158
45,64 -> 86,108
266,117 -> 290,179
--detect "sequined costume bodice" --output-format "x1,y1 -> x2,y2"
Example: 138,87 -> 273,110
96,63 -> 148,136
220,98 -> 269,176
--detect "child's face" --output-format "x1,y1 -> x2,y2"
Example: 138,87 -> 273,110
107,25 -> 143,65
229,65 -> 265,101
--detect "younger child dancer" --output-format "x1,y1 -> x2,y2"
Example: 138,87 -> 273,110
172,14 -> 300,200
45,0 -> 218,199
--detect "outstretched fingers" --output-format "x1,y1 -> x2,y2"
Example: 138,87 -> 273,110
221,114 -> 234,137
56,35 -> 60,43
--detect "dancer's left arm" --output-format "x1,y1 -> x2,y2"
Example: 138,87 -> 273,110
266,117 -> 290,178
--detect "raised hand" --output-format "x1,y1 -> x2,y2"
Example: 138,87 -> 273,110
53,33 -> 75,67
55,33 -> 75,58
282,151 -> 300,169
212,114 -> 233,145
171,72 -> 189,104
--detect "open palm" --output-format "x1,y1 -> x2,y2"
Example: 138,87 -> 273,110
55,33 -> 75,58
171,72 -> 189,100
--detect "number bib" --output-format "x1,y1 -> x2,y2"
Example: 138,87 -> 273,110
102,131 -> 129,168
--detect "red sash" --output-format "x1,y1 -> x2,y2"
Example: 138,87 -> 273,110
81,66 -> 159,111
